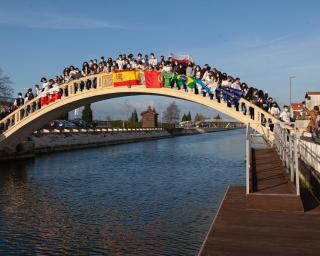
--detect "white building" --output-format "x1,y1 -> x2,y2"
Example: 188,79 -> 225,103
305,92 -> 320,110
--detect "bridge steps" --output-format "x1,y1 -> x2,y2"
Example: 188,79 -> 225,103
248,148 -> 304,212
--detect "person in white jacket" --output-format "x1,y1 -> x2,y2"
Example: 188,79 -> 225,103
231,78 -> 241,90
269,102 -> 281,118
279,105 -> 291,123
149,53 -> 158,67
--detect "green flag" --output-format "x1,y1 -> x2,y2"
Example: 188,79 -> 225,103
162,72 -> 173,87
186,76 -> 196,88
175,74 -> 184,87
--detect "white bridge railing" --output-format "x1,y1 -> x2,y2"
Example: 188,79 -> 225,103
298,136 -> 320,173
0,72 -> 279,138
246,122 -> 320,196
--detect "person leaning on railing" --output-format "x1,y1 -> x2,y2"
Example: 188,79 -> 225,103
13,92 -> 24,110
24,88 -> 35,116
307,106 -> 320,137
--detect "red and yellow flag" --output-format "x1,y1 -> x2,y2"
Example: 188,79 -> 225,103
144,70 -> 163,88
113,70 -> 140,86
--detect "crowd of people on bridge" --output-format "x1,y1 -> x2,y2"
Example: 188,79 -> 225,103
1,53 -> 319,135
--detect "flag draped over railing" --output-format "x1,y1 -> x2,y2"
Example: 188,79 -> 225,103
144,70 -> 163,88
40,87 -> 61,106
37,71 -> 243,108
112,70 -> 140,86
216,87 -> 243,105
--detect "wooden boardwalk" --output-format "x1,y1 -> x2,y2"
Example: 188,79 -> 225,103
199,148 -> 320,256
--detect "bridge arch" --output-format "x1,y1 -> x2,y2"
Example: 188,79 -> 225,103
0,73 -> 278,153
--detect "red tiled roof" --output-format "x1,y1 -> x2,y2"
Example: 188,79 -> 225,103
306,92 -> 320,95
291,103 -> 302,110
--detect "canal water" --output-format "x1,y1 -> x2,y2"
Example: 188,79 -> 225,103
0,129 -> 245,255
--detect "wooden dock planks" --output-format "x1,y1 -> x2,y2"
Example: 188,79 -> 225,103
199,186 -> 320,256
199,148 -> 320,256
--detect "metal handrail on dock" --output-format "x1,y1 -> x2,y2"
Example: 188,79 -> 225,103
274,123 -> 300,195
245,124 -> 251,195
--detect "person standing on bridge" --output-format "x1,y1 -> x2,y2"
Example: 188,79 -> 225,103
279,105 -> 291,123
269,102 -> 280,118
231,78 -> 241,90
116,54 -> 125,70
13,93 -> 24,110
314,113 -> 320,138
149,53 -> 158,67
186,62 -> 194,77
34,84 -> 41,97
40,77 -> 49,91
307,106 -> 320,135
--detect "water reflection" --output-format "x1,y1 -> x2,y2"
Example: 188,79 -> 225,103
0,129 -> 245,255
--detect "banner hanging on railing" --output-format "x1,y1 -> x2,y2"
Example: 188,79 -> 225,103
196,79 -> 212,94
216,87 -> 242,104
39,87 -> 61,106
112,70 -> 140,86
101,73 -> 113,88
144,70 -> 163,88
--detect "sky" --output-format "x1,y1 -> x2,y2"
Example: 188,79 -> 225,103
0,0 -> 320,120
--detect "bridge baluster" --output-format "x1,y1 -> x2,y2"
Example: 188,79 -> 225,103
98,77 -> 102,89
68,84 -> 73,95
254,109 -> 259,123
74,83 -> 78,94
62,86 -> 67,97
93,77 -> 97,89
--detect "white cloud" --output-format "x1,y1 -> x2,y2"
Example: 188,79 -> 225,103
0,8 -> 125,30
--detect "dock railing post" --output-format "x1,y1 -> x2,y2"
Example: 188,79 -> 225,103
289,135 -> 294,182
294,136 -> 300,196
246,123 -> 251,195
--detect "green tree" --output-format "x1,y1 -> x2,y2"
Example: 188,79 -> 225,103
128,110 -> 139,127
130,109 -> 139,123
163,101 -> 181,124
187,112 -> 192,121
181,113 -> 187,122
194,113 -> 205,122
213,114 -> 222,120
82,104 -> 93,123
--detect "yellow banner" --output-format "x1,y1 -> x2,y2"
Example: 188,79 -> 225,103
112,70 -> 140,86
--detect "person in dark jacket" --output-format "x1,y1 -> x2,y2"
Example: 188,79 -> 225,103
13,93 -> 24,109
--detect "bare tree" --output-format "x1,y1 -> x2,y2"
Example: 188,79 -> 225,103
163,101 -> 181,124
0,69 -> 13,100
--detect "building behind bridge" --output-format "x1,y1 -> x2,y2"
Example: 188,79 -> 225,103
141,106 -> 158,128
305,91 -> 320,110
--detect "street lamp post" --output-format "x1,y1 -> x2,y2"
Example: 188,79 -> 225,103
289,76 -> 296,107
122,101 -> 130,129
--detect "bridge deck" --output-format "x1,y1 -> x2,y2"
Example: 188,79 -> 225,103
199,147 -> 320,255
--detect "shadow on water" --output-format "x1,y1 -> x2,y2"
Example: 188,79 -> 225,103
0,129 -> 245,255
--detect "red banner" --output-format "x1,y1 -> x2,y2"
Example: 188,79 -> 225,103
144,70 -> 163,88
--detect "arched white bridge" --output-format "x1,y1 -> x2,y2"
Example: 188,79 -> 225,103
0,73 -> 279,154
